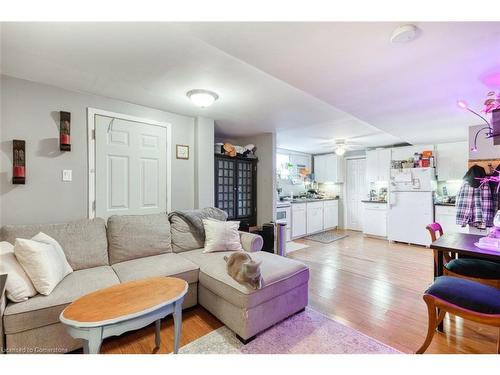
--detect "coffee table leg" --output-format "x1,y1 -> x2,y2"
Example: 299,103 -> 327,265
155,319 -> 161,348
173,301 -> 182,354
87,327 -> 103,354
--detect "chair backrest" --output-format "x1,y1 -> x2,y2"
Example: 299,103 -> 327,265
426,223 -> 443,242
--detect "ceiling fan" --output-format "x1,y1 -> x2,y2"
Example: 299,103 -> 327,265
331,139 -> 363,156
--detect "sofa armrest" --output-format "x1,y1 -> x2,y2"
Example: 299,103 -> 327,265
0,274 -> 7,354
239,231 -> 264,253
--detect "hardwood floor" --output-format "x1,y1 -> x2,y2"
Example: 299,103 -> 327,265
100,230 -> 498,354
288,230 -> 499,354
100,306 -> 222,354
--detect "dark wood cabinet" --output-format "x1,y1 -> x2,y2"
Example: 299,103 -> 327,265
214,154 -> 257,227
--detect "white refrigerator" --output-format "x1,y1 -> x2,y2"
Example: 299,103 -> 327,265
387,168 -> 436,246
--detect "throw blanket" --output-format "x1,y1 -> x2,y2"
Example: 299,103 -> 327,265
168,207 -> 227,240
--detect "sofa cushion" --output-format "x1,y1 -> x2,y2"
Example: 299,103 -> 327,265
112,253 -> 199,284
4,266 -> 120,334
180,249 -> 309,309
107,214 -> 172,264
0,218 -> 108,271
169,214 -> 205,253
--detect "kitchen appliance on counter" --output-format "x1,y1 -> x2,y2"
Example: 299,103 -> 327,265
387,168 -> 436,246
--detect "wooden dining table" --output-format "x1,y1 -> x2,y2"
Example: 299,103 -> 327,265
430,232 -> 500,331
431,232 -> 500,279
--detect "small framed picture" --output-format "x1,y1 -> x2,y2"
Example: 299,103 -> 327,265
176,144 -> 189,160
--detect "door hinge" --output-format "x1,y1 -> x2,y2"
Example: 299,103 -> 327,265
91,129 -> 96,140
92,200 -> 96,211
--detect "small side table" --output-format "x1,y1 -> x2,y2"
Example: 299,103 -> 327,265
60,277 -> 187,354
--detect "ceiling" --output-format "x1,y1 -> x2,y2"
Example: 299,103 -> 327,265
1,22 -> 499,153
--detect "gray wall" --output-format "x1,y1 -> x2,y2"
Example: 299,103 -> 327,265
469,124 -> 500,160
0,75 -> 207,225
194,116 -> 215,208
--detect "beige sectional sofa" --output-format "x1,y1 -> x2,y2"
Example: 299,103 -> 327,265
0,213 -> 309,353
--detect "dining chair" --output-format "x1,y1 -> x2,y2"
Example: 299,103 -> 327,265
416,276 -> 500,354
426,223 -> 500,288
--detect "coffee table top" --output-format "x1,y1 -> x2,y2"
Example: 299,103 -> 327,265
60,277 -> 187,327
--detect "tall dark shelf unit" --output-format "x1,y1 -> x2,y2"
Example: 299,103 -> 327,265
214,154 -> 258,227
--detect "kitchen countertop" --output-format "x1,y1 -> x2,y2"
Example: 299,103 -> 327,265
434,202 -> 456,207
361,200 -> 387,204
279,197 -> 339,204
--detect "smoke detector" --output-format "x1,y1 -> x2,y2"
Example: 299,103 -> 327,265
390,24 -> 418,43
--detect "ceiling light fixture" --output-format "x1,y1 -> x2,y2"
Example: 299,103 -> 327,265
186,89 -> 219,108
390,24 -> 419,43
335,146 -> 346,156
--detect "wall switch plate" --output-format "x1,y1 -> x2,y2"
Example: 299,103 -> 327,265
62,169 -> 72,182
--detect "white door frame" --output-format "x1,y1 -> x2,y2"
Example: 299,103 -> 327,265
87,108 -> 172,219
342,156 -> 366,231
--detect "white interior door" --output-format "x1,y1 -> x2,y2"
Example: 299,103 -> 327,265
345,158 -> 366,231
95,114 -> 168,219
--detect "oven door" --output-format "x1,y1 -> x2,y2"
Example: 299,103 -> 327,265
276,208 -> 287,222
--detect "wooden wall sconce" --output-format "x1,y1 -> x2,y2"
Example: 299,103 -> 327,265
13,140 -> 26,184
60,111 -> 71,151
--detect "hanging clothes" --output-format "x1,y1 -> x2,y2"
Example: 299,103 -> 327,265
456,165 -> 495,228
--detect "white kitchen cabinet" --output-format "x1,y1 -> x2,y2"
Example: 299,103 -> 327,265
314,154 -> 344,183
366,149 -> 391,183
323,200 -> 339,229
436,141 -> 468,181
435,205 -> 468,234
291,203 -> 307,238
362,202 -> 387,237
306,201 -> 324,234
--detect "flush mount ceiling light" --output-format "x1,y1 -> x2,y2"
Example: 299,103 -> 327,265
186,89 -> 219,108
390,24 -> 419,43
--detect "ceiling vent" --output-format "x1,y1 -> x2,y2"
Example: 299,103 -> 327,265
390,24 -> 419,43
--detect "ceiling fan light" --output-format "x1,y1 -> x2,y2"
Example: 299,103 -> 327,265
335,146 -> 346,156
186,89 -> 219,108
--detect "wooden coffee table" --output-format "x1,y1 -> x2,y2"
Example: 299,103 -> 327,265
60,277 -> 188,354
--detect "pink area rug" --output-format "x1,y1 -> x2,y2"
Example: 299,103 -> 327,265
180,307 -> 400,354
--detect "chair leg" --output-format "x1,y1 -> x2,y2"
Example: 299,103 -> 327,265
497,328 -> 500,354
416,295 -> 438,354
437,309 -> 446,327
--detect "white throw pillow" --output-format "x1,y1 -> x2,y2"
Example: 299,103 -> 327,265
14,232 -> 73,295
203,219 -> 243,253
0,241 -> 37,302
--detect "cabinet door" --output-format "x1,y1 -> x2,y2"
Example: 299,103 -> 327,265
215,158 -> 236,219
236,160 -> 255,223
314,155 -> 326,183
378,149 -> 391,181
306,202 -> 324,234
435,205 -> 468,234
323,201 -> 338,229
292,204 -> 307,238
366,150 -> 379,183
362,204 -> 387,237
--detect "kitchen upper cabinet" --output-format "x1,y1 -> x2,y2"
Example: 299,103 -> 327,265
291,203 -> 307,238
323,200 -> 339,229
362,202 -> 387,237
436,141 -> 468,181
314,154 -> 344,183
306,202 -> 324,234
366,149 -> 391,183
